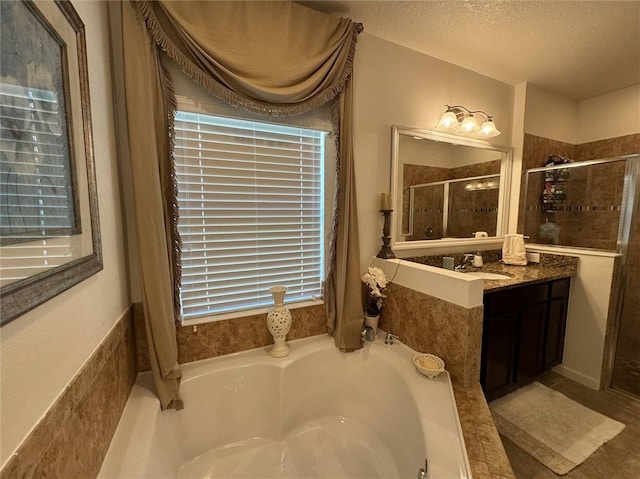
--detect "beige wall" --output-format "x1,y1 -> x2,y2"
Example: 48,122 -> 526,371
524,83 -> 640,144
577,84 -> 640,143
0,1 -> 130,468
524,85 -> 579,144
352,33 -> 515,270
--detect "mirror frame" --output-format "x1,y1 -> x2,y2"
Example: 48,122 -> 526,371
390,125 -> 513,251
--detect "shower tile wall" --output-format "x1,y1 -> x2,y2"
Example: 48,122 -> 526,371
518,134 -> 577,232
576,134 -> 640,160
403,160 -> 501,240
448,181 -> 499,238
524,160 -> 625,249
403,164 -> 448,240
520,133 -> 640,250
411,184 -> 444,240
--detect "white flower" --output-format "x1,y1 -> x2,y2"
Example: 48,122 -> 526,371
362,266 -> 388,315
362,266 -> 388,295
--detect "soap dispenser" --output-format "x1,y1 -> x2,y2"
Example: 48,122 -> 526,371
472,250 -> 483,267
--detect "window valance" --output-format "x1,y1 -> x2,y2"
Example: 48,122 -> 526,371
134,0 -> 363,115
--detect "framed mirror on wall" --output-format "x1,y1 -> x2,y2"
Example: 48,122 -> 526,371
1,0 -> 102,325
390,126 -> 512,251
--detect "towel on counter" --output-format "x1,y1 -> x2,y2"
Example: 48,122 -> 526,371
502,234 -> 527,265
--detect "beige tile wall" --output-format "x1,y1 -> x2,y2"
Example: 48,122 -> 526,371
0,308 -> 137,479
379,282 -> 483,387
134,302 -> 327,369
135,283 -> 482,388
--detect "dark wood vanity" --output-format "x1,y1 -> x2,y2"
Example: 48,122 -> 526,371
480,277 -> 571,401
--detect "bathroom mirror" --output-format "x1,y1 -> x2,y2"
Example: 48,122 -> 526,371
390,126 -> 512,249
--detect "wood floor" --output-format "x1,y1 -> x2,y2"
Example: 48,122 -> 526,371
500,371 -> 640,479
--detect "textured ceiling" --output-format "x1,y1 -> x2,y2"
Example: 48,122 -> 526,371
300,0 -> 640,101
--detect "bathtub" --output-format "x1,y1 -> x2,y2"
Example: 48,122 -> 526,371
98,331 -> 472,479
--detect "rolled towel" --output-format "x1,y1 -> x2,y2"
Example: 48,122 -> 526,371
502,234 -> 527,265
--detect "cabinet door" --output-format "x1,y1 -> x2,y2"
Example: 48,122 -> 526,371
516,301 -> 547,386
543,297 -> 568,370
481,311 -> 518,401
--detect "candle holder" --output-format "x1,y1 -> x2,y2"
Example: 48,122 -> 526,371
376,209 -> 396,259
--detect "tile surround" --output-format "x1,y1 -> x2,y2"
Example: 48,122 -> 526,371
379,282 -> 483,387
0,308 -> 137,479
455,384 -> 516,479
134,302 -> 327,369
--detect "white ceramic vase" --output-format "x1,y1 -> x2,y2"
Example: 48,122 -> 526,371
364,313 -> 380,334
266,286 -> 292,357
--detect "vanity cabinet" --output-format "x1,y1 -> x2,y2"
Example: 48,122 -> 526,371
480,278 -> 571,401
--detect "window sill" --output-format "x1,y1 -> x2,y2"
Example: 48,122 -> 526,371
180,299 -> 325,327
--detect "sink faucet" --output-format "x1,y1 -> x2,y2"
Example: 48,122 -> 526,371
455,253 -> 475,271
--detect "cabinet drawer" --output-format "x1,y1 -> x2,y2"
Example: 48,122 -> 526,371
550,277 -> 571,299
486,283 -> 548,316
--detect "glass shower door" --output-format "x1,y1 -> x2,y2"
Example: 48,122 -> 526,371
611,156 -> 640,397
522,154 -> 640,398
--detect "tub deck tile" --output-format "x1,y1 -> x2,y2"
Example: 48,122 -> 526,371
454,384 -> 516,479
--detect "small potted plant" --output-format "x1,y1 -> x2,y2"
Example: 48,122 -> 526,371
362,266 -> 388,332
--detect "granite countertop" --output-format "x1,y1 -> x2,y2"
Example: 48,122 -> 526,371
460,256 -> 578,292
406,251 -> 579,293
454,384 -> 516,479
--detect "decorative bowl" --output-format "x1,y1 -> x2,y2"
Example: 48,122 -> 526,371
414,354 -> 445,378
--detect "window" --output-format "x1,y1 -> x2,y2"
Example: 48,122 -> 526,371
174,111 -> 328,321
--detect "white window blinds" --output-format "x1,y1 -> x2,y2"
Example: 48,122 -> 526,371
0,82 -> 76,242
0,82 -> 75,285
174,111 -> 325,320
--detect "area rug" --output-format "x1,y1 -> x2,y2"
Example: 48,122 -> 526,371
490,382 -> 625,475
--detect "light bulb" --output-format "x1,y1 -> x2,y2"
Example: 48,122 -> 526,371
436,111 -> 459,131
457,116 -> 480,134
476,119 -> 501,138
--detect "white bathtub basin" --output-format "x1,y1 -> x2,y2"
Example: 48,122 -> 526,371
98,332 -> 472,479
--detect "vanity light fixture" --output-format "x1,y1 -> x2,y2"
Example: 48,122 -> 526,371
464,179 -> 500,191
435,105 -> 501,138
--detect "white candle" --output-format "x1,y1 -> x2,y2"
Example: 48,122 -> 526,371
380,192 -> 392,210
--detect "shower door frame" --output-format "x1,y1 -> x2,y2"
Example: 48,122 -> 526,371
604,155 -> 640,396
523,154 -> 640,396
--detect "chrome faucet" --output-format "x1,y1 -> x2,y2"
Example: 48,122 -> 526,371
361,325 -> 376,342
417,458 -> 428,479
385,332 -> 400,344
455,253 -> 474,271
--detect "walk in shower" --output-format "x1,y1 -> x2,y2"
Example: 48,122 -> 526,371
522,154 -> 640,398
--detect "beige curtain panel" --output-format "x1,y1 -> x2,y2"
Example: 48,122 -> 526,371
118,1 -> 183,410
120,0 -> 364,406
